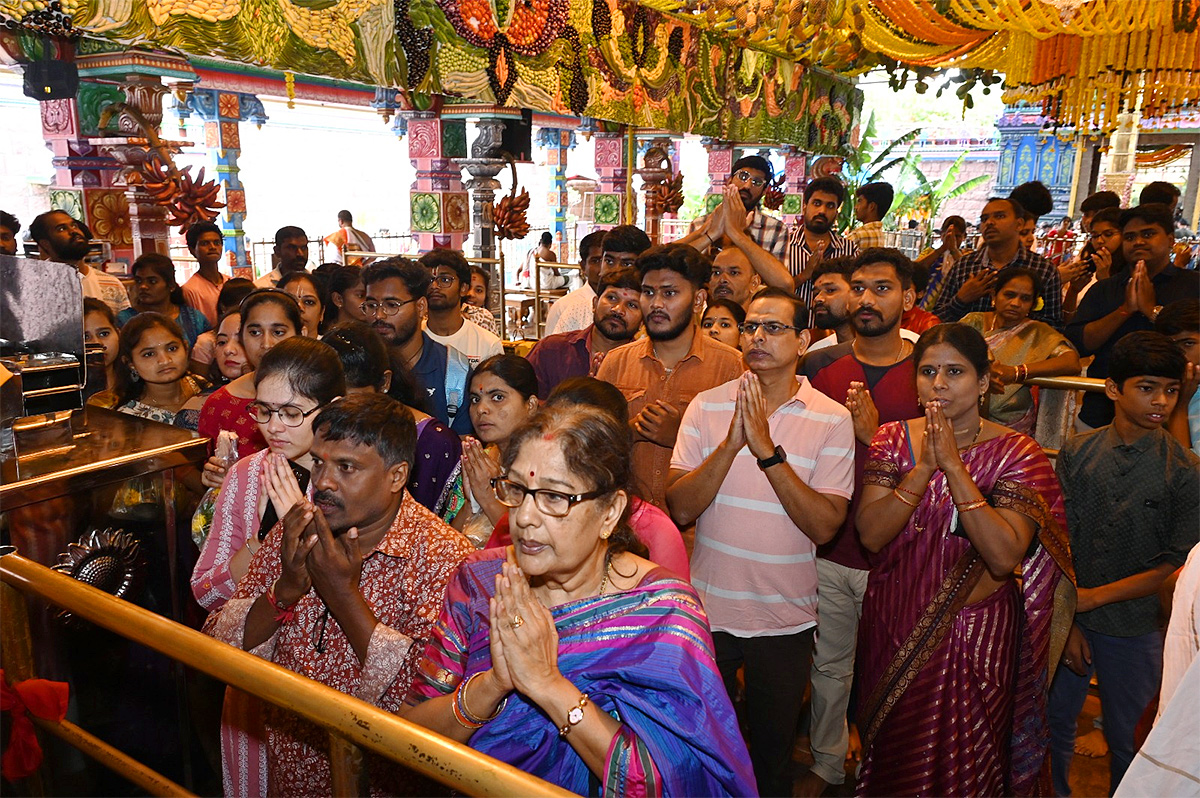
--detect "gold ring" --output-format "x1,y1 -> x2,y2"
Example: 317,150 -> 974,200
510,614 -> 524,630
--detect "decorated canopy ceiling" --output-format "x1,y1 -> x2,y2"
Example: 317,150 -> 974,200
3,0 -> 1197,147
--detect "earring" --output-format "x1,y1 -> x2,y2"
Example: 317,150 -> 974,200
130,371 -> 140,383
600,530 -> 611,540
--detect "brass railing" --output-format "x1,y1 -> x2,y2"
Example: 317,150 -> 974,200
0,551 -> 571,798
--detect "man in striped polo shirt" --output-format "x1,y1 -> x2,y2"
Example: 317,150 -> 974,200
667,287 -> 855,797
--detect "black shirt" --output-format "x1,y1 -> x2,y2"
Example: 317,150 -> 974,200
1065,264 -> 1200,427
1057,426 -> 1199,636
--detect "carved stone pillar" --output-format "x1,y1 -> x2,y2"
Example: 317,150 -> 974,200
592,131 -> 628,229
404,111 -> 470,253
780,147 -> 808,224
180,88 -> 267,275
455,117 -> 507,314
637,137 -> 673,245
75,52 -> 198,263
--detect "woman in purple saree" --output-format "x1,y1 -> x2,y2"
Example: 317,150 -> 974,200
403,405 -> 755,797
855,324 -> 1074,797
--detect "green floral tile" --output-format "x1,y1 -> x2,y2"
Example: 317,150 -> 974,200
50,188 -> 84,222
411,192 -> 442,233
781,194 -> 803,216
594,193 -> 621,226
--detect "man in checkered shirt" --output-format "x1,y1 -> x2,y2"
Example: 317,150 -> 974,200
786,176 -> 859,325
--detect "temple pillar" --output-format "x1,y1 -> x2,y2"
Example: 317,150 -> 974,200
534,127 -> 576,260
75,52 -> 198,262
701,138 -> 734,218
177,88 -> 267,275
592,130 -> 628,229
637,136 -> 674,244
780,147 -> 808,224
455,117 -> 507,321
403,111 -> 470,253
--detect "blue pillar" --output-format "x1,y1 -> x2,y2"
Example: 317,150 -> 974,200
178,88 -> 267,274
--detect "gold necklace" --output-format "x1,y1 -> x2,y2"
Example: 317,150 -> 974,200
956,421 -> 983,449
598,557 -> 612,596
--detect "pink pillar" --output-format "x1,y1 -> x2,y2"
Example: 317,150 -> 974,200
593,131 -> 627,229
404,114 -> 470,252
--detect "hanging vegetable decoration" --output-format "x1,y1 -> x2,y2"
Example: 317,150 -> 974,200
647,171 -> 685,217
762,174 -> 787,211
493,154 -> 531,240
99,101 -> 225,229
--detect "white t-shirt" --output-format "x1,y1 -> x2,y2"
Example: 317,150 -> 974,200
79,266 -> 131,315
544,283 -> 596,336
424,317 -> 504,369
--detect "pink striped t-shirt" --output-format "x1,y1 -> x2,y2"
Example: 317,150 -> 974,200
670,376 -> 854,636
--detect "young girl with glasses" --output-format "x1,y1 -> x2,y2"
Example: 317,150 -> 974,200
191,337 -> 345,798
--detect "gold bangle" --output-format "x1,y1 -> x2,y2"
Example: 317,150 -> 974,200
956,498 -> 989,512
892,489 -> 919,508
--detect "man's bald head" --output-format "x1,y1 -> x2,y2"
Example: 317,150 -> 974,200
709,247 -> 760,307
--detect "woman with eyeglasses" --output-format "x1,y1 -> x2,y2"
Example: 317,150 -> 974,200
453,354 -> 539,547
1064,206 -> 1126,321
198,290 -> 304,485
191,337 -> 345,798
403,404 -> 754,796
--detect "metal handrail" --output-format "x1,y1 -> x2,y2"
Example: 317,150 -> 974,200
1026,375 -> 1105,392
0,552 -> 571,798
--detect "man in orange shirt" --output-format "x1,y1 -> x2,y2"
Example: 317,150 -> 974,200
596,243 -> 744,510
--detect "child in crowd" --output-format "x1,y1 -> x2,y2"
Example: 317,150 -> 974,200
197,289 -> 303,474
190,278 -> 255,375
176,309 -> 249,431
1049,330 -> 1199,796
88,312 -> 206,428
701,298 -> 746,350
83,297 -> 120,395
1155,298 -> 1200,455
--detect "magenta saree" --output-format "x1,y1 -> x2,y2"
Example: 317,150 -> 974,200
856,422 -> 1074,797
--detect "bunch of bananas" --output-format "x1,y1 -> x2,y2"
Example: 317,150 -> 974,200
647,172 -> 685,216
762,175 -> 786,211
493,188 -> 531,240
135,151 -> 225,228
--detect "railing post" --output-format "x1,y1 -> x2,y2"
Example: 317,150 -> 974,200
328,732 -> 369,797
1,567 -> 48,796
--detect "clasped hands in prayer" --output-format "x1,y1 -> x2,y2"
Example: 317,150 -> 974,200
473,553 -> 565,711
273,497 -> 364,610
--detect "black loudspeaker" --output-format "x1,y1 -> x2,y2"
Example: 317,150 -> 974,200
499,109 -> 533,163
23,59 -> 79,100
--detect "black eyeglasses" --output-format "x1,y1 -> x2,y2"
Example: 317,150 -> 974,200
734,169 -> 767,188
247,402 -> 323,427
360,298 -> 418,317
491,477 -> 607,518
739,321 -> 802,336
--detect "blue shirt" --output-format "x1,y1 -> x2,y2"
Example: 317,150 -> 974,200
408,331 -> 473,436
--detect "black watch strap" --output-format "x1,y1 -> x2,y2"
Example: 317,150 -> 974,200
757,444 -> 786,470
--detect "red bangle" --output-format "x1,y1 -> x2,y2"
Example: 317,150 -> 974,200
266,579 -> 299,624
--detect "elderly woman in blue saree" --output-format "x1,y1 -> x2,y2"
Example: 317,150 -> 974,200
403,405 -> 755,796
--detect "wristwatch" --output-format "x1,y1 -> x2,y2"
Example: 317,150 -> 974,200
757,444 -> 786,471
